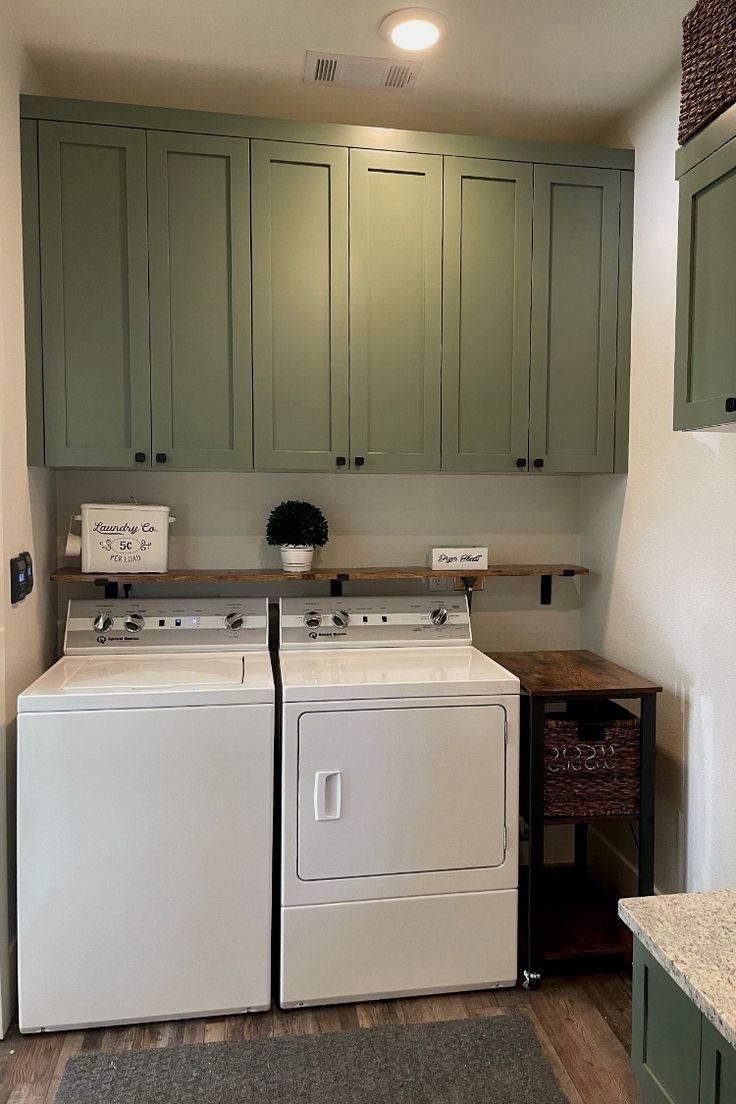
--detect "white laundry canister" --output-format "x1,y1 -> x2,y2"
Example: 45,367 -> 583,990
66,503 -> 176,573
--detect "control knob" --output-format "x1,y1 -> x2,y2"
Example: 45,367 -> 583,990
123,613 -> 144,634
225,612 -> 244,631
93,613 -> 113,632
430,606 -> 449,628
304,611 -> 321,629
331,610 -> 350,628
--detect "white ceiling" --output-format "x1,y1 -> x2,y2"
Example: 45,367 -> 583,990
11,0 -> 690,144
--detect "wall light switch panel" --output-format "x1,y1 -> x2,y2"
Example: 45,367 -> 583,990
10,550 -> 33,604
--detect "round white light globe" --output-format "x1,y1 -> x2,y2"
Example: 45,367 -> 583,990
380,9 -> 449,52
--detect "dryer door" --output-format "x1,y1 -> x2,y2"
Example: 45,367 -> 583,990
297,704 -> 507,881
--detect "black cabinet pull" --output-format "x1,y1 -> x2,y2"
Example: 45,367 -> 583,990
726,397 -> 736,413
134,452 -> 146,463
155,452 -> 167,464
354,456 -> 365,467
515,457 -> 527,469
533,458 -> 544,469
335,456 -> 346,467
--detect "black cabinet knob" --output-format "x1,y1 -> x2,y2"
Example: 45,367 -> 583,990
354,456 -> 365,467
335,456 -> 346,467
155,452 -> 167,464
533,458 -> 544,469
726,397 -> 736,413
516,457 -> 527,469
134,452 -> 146,463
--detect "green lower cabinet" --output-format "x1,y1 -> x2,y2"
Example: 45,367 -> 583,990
701,1019 -> 736,1104
442,157 -> 532,472
349,149 -> 442,472
38,121 -> 151,468
147,131 -> 252,470
251,140 -> 349,471
529,165 -> 622,473
674,136 -> 736,431
632,940 -> 736,1104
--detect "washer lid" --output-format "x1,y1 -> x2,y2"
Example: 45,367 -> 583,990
279,646 -> 520,702
63,655 -> 245,691
18,653 -> 274,711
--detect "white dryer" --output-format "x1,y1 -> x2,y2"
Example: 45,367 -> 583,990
278,595 -> 520,1008
17,598 -> 274,1032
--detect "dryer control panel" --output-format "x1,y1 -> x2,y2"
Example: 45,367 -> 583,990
279,596 -> 471,649
64,598 -> 269,654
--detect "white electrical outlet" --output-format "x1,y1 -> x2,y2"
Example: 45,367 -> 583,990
428,577 -> 450,592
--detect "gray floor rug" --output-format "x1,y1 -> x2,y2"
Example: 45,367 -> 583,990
55,1014 -> 568,1104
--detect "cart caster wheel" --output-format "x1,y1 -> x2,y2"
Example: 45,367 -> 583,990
523,970 -> 541,991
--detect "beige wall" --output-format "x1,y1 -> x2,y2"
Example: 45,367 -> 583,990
0,3 -> 56,1034
581,71 -> 736,896
56,470 -> 584,653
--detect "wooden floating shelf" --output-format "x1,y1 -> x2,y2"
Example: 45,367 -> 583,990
51,564 -> 589,583
50,564 -> 589,606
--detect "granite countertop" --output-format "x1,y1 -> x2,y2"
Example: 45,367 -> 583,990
619,890 -> 736,1049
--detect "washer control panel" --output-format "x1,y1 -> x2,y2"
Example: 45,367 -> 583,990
64,598 -> 269,654
280,596 -> 471,649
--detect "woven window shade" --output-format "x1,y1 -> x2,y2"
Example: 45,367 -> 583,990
680,0 -> 736,144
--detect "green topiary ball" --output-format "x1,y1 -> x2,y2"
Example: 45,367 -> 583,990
265,500 -> 329,547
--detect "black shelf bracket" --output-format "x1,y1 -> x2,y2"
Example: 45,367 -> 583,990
540,568 -> 576,606
330,574 -> 349,598
95,577 -> 119,600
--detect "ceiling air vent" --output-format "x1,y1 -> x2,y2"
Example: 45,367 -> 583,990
304,51 -> 422,92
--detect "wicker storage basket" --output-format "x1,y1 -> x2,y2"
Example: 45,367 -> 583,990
679,0 -> 736,144
543,701 -> 640,819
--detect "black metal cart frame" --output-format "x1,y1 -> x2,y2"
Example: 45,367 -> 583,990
523,689 -> 657,990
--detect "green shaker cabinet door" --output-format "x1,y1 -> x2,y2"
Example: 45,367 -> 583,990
632,942 -> 703,1104
251,141 -> 348,470
350,149 -> 442,471
675,137 -> 736,430
530,165 -> 620,473
38,122 -> 150,468
148,132 -> 252,470
701,1018 -> 736,1104
443,158 -> 532,471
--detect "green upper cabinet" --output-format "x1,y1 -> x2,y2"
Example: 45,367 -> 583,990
38,121 -> 151,468
529,165 -> 621,473
251,140 -> 348,471
442,157 -> 532,472
349,149 -> 442,472
22,99 -> 634,474
147,132 -> 252,470
675,137 -> 736,430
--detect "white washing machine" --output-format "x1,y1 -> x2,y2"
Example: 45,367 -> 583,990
17,598 -> 274,1032
278,595 -> 520,1008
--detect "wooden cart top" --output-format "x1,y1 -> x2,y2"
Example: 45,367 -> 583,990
487,649 -> 662,697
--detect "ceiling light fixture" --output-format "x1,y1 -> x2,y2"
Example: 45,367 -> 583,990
380,8 -> 449,52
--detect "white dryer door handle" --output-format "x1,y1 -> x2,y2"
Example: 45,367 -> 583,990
314,770 -> 342,821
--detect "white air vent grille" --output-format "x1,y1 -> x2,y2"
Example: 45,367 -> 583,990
304,51 -> 422,92
385,63 -> 414,89
314,56 -> 338,84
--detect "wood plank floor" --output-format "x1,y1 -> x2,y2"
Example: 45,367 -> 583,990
0,972 -> 638,1104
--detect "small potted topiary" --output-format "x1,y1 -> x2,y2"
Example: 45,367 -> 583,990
266,500 -> 329,573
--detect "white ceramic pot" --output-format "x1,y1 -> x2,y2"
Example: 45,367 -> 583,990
280,545 -> 315,573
